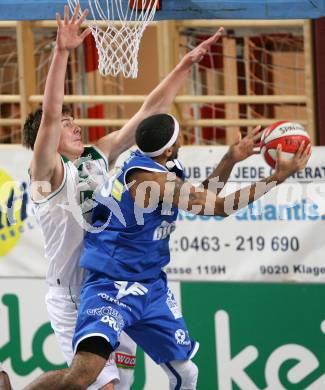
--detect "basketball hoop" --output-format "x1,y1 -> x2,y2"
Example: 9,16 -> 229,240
67,0 -> 159,78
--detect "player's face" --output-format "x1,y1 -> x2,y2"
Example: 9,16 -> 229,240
58,115 -> 84,159
168,133 -> 182,160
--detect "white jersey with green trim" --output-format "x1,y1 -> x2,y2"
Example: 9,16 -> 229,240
31,146 -> 108,288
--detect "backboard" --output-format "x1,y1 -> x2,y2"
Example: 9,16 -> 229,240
0,0 -> 324,20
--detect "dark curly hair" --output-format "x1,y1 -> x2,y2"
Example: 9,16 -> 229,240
22,105 -> 72,150
135,114 -> 175,153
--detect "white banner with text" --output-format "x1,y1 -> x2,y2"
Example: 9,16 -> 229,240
166,146 -> 325,281
1,146 -> 325,282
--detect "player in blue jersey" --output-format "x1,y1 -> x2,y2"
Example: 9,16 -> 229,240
22,5 -> 227,390
24,111 -> 311,389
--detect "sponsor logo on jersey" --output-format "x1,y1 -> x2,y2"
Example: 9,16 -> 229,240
100,315 -> 123,333
112,179 -> 123,202
115,352 -> 136,369
114,282 -> 148,300
174,329 -> 191,346
87,305 -> 125,334
153,221 -> 176,241
98,292 -> 132,311
98,175 -> 124,201
166,289 -> 182,319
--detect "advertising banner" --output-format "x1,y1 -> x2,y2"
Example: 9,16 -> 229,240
1,279 -> 324,389
166,146 -> 325,282
1,146 -> 325,282
181,282 -> 325,390
0,279 -> 66,389
0,147 -> 47,277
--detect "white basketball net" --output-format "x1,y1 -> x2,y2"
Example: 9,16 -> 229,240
67,0 -> 159,78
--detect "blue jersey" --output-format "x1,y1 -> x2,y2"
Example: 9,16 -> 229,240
80,150 -> 185,281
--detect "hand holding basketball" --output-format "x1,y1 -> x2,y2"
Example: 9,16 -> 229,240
55,5 -> 91,52
260,121 -> 311,168
275,141 -> 312,182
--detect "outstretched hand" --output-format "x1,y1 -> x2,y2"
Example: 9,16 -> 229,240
56,4 -> 91,52
228,126 -> 263,163
275,141 -> 312,182
181,27 -> 224,66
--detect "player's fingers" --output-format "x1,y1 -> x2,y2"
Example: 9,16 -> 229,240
80,27 -> 92,41
307,145 -> 312,160
240,130 -> 249,138
308,144 -> 312,155
253,141 -> 261,148
253,132 -> 262,142
78,8 -> 89,26
276,143 -> 282,160
71,3 -> 79,24
303,144 -> 312,161
200,27 -> 224,49
303,143 -> 311,156
231,130 -> 241,144
64,5 -> 69,24
246,125 -> 260,138
56,12 -> 62,27
296,140 -> 305,158
210,27 -> 224,43
301,145 -> 309,158
252,125 -> 262,135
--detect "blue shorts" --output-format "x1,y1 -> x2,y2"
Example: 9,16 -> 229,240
72,272 -> 199,364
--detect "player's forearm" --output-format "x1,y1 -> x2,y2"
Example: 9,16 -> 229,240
99,64 -> 193,159
220,173 -> 283,216
33,48 -> 69,166
142,27 -> 224,115
201,151 -> 236,193
191,173 -> 282,217
42,47 -> 69,118
141,62 -> 191,114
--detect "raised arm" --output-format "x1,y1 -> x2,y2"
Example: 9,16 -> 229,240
96,28 -> 225,163
31,5 -> 90,184
128,142 -> 311,217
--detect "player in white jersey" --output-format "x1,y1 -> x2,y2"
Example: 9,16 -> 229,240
0,363 -> 12,390
22,5 -> 225,389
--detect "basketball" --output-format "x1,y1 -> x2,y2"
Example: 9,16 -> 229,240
260,121 -> 311,168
